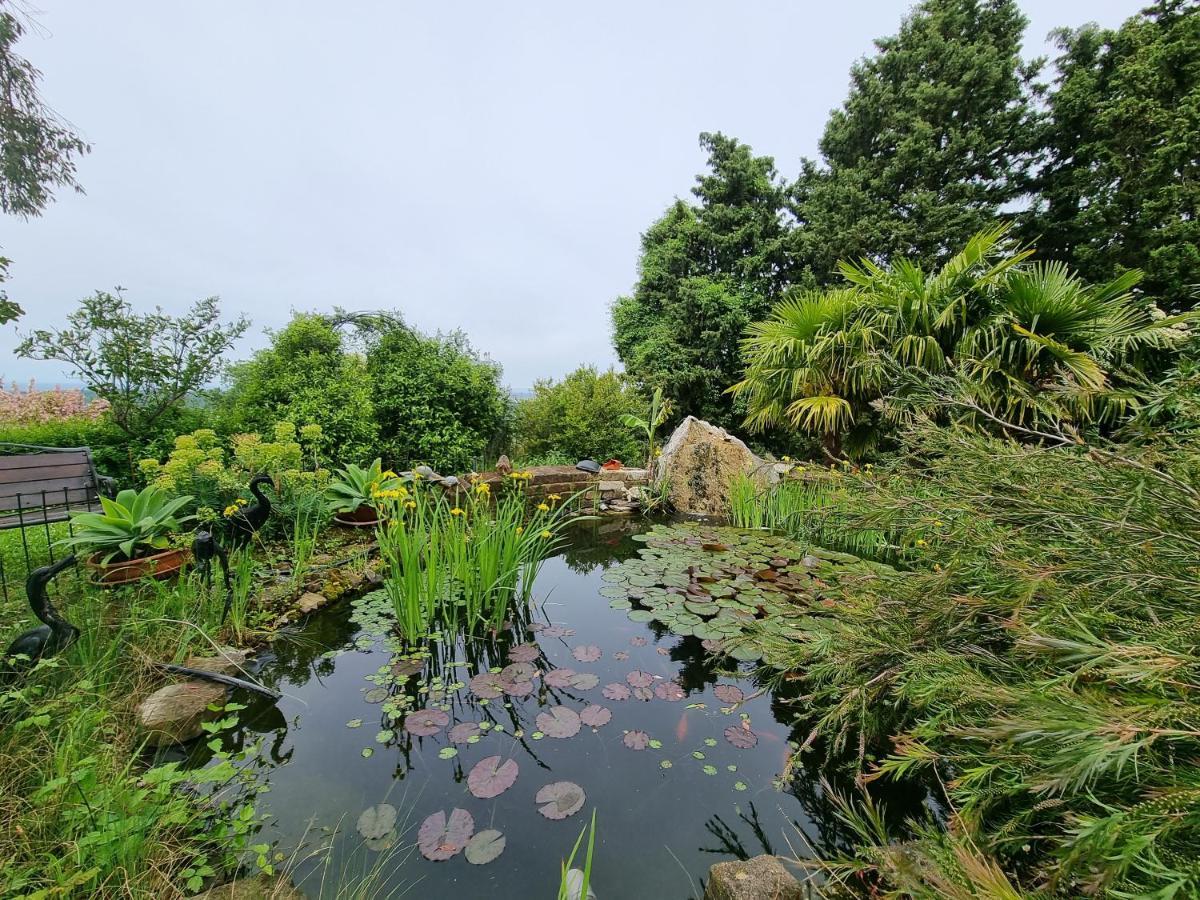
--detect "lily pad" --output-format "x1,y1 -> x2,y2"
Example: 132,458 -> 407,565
501,678 -> 535,697
572,645 -> 602,663
535,781 -> 585,820
364,687 -> 389,704
469,673 -> 506,699
626,670 -> 653,689
724,723 -> 759,749
536,706 -> 581,739
467,755 -> 519,799
357,803 -> 397,840
543,668 -> 577,688
602,682 -> 631,701
464,829 -> 506,865
507,644 -> 540,663
541,625 -> 576,638
418,808 -> 474,861
713,684 -> 744,704
404,708 -> 450,737
654,681 -> 686,702
449,722 -> 482,744
702,764 -> 718,775
500,662 -> 537,683
623,730 -> 650,750
568,673 -> 599,690
579,704 -> 612,727
438,746 -> 458,759
632,686 -> 654,701
391,658 -> 423,678
630,636 -> 647,647
613,651 -> 630,661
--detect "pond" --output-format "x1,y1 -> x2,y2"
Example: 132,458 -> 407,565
180,519 -> 923,898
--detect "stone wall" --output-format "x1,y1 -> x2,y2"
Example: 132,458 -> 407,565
448,465 -> 651,514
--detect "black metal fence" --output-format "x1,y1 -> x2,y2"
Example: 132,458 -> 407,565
0,486 -> 87,604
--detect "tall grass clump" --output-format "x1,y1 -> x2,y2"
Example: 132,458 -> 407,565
373,475 -> 579,641
748,425 -> 1200,897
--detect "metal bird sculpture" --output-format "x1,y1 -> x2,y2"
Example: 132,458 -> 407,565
3,554 -> 79,672
225,474 -> 274,548
191,528 -> 234,620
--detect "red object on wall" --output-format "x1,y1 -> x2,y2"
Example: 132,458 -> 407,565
601,459 -> 623,470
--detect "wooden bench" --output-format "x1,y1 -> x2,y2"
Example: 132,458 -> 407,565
0,444 -> 115,531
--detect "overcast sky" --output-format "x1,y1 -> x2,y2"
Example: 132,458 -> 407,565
2,0 -> 1141,391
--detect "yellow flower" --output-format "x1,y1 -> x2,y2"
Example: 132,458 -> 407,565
516,526 -> 524,535
782,455 -> 791,463
405,500 -> 417,510
915,538 -> 927,547
934,520 -> 944,527
540,529 -> 552,540
413,471 -> 423,481
536,502 -> 550,512
548,493 -> 562,501
475,482 -> 491,495
382,470 -> 398,479
222,503 -> 240,517
450,507 -> 464,517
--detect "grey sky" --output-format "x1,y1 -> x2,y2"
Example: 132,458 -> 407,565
2,0 -> 1141,391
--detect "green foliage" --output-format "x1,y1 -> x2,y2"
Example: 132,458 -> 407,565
747,426 -> 1200,896
612,133 -> 792,429
733,228 -> 1191,453
619,385 -> 671,472
59,485 -> 194,563
221,313 -> 378,465
1028,1 -> 1200,313
15,292 -> 248,456
514,366 -> 643,465
0,255 -> 19,324
325,458 -> 402,514
367,327 -> 509,474
789,0 -> 1041,284
0,5 -> 89,218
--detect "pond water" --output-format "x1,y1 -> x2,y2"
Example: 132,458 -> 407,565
182,519 -> 921,898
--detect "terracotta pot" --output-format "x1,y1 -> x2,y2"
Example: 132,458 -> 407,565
334,503 -> 382,528
87,546 -> 189,586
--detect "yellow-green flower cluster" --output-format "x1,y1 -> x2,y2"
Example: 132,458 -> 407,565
223,497 -> 248,517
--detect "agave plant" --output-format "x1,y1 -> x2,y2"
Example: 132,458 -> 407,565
325,458 -> 404,514
59,486 -> 195,563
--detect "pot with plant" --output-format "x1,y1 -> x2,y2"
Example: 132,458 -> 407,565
60,486 -> 196,585
326,459 -> 406,527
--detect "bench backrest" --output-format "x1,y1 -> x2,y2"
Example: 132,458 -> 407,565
0,446 -> 106,529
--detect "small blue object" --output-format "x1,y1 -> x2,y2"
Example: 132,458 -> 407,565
576,459 -> 601,474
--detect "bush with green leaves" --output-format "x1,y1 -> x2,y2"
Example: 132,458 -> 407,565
367,327 -> 509,473
513,366 -> 643,465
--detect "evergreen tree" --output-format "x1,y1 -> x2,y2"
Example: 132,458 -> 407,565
612,132 -> 791,429
1027,0 -> 1200,312
790,0 -> 1041,282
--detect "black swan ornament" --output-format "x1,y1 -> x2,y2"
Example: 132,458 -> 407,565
225,474 -> 274,548
3,554 -> 79,672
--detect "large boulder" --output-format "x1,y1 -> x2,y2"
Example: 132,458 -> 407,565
657,417 -> 777,516
704,855 -> 806,900
137,680 -> 226,747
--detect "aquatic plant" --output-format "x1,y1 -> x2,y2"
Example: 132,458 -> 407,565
557,809 -> 598,900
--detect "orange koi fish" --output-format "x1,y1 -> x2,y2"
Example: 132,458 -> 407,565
675,712 -> 689,743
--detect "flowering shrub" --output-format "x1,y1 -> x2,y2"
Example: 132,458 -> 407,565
0,380 -> 110,424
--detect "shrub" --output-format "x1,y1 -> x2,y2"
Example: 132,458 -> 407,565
0,380 -> 109,423
513,366 -> 643,465
367,328 -> 509,473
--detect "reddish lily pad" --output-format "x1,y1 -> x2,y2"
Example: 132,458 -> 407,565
507,644 -> 540,663
391,658 -> 423,678
626,670 -> 653,689
632,686 -> 653,701
613,651 -> 630,661
501,678 -> 535,697
543,668 -> 577,688
501,662 -> 537,683
527,621 -> 547,632
469,673 -> 505,699
536,706 -> 581,738
701,639 -> 723,653
404,708 -> 450,737
418,808 -> 474,861
630,636 -> 647,647
449,722 -> 482,744
724,723 -> 759,749
464,829 -> 506,865
467,755 -> 519,799
542,625 -> 576,638
654,681 -> 686,702
572,645 -> 602,663
535,781 -> 585,820
623,730 -> 650,750
713,684 -> 744,704
579,704 -> 612,728
568,673 -> 599,690
602,683 -> 630,701
656,647 -> 671,657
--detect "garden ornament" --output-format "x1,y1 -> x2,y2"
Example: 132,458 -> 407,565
190,528 -> 233,619
576,459 -> 601,474
225,474 -> 273,548
2,554 -> 79,674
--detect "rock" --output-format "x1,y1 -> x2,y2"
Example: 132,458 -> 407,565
188,874 -> 305,900
363,566 -> 385,587
562,868 -> 598,900
414,465 -> 443,482
576,459 -> 601,474
297,591 -> 326,614
440,475 -> 460,488
657,417 -> 778,516
183,647 -> 251,676
137,680 -> 226,747
495,454 -> 513,476
704,855 -> 805,900
597,480 -> 625,493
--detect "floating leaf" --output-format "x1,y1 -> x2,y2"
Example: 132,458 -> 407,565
724,723 -> 759,749
654,681 -> 686,702
464,829 -> 506,865
613,651 -> 630,661
713,684 -> 744,704
543,668 -> 577,688
449,722 -> 482,744
357,803 -> 397,840
733,781 -> 748,791
535,781 -> 585,820
626,670 -> 653,689
579,705 -> 611,728
623,730 -> 650,750
656,646 -> 671,657
648,738 -> 663,749
375,730 -> 394,743
602,683 -> 631,701
404,709 -> 450,737
531,731 -> 545,740
702,765 -> 718,775
391,658 -> 423,679
703,737 -> 717,747
692,750 -> 706,760
361,747 -> 373,758
418,808 -> 474,861
507,644 -> 540,663
660,759 -> 672,769
501,678 -> 535,697
630,636 -> 647,647
572,645 -> 602,663
541,625 -> 576,638
500,662 -> 537,683
469,673 -> 505,699
536,706 -> 581,739
346,718 -> 363,728
364,687 -> 389,704
569,673 -> 599,690
632,686 -> 653,701
468,755 -> 519,799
